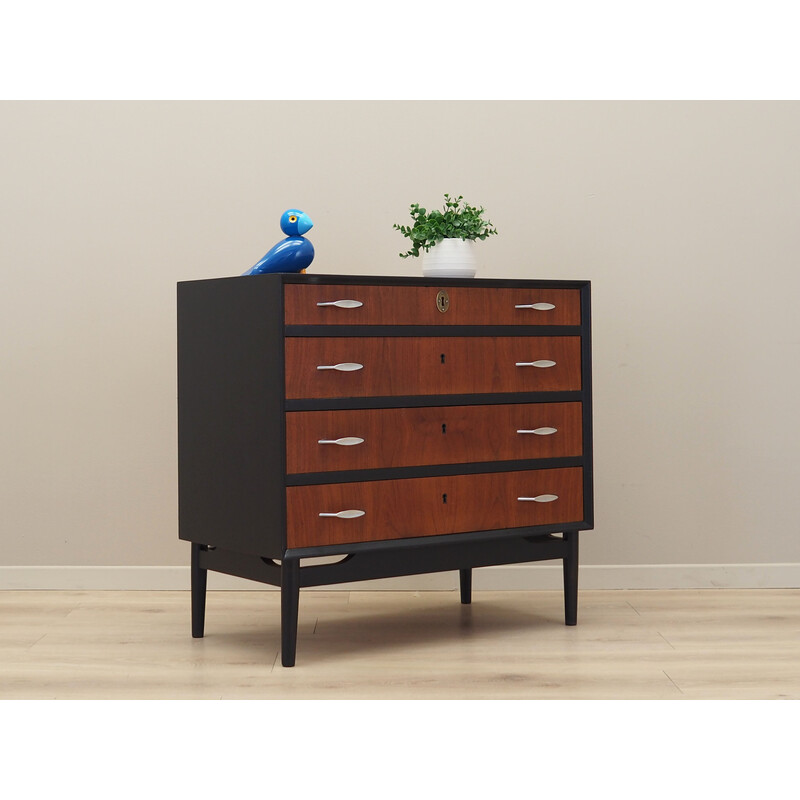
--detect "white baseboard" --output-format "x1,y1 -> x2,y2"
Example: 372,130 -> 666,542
1,563 -> 799,591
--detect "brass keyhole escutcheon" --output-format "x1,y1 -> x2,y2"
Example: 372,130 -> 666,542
436,290 -> 450,313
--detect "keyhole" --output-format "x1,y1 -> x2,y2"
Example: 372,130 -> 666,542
440,353 -> 446,364
441,423 -> 447,434
442,493 -> 448,504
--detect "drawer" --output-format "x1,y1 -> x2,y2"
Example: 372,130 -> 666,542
286,467 -> 584,547
285,336 -> 581,399
284,284 -> 581,326
286,402 -> 582,474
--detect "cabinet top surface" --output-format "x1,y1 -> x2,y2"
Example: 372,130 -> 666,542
178,273 -> 590,289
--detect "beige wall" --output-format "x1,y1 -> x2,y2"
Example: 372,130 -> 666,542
1,101 -> 799,577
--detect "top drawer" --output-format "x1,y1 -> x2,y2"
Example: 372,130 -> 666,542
284,284 -> 580,326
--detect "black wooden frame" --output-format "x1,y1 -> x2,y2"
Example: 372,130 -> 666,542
178,274 -> 593,666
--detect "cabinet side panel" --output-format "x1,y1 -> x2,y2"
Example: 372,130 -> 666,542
177,277 -> 285,558
580,281 -> 594,528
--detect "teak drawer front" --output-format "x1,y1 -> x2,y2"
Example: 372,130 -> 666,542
286,467 -> 584,547
285,336 -> 581,399
284,284 -> 580,326
286,402 -> 582,474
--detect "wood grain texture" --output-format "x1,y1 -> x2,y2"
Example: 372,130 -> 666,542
284,284 -> 581,326
3,590 -> 799,699
285,336 -> 582,399
286,467 -> 583,547
286,402 -> 583,473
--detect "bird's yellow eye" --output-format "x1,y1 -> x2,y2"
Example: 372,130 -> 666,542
289,215 -> 297,223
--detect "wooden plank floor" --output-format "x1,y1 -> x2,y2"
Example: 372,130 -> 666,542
1,589 -> 798,699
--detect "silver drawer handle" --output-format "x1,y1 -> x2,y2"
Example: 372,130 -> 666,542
515,360 -> 556,368
318,509 -> 366,519
317,437 -> 365,446
316,362 -> 364,372
515,302 -> 556,310
316,300 -> 364,308
517,427 -> 558,435
517,495 -> 559,503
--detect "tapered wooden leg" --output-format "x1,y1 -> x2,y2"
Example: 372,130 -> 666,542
459,568 -> 472,604
281,558 -> 300,667
191,542 -> 208,638
563,531 -> 579,626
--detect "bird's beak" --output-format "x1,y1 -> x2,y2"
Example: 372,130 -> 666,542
297,215 -> 313,235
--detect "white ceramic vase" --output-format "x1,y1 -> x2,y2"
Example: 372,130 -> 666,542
421,238 -> 477,278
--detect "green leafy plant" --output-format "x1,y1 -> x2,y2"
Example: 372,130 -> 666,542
393,193 -> 498,258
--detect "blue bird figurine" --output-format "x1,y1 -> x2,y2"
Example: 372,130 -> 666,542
243,209 -> 315,275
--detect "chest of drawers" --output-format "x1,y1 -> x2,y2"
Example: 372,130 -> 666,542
177,274 -> 593,666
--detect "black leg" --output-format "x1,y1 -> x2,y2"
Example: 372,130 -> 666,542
281,557 -> 301,667
563,531 -> 579,626
191,542 -> 208,638
459,568 -> 472,604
